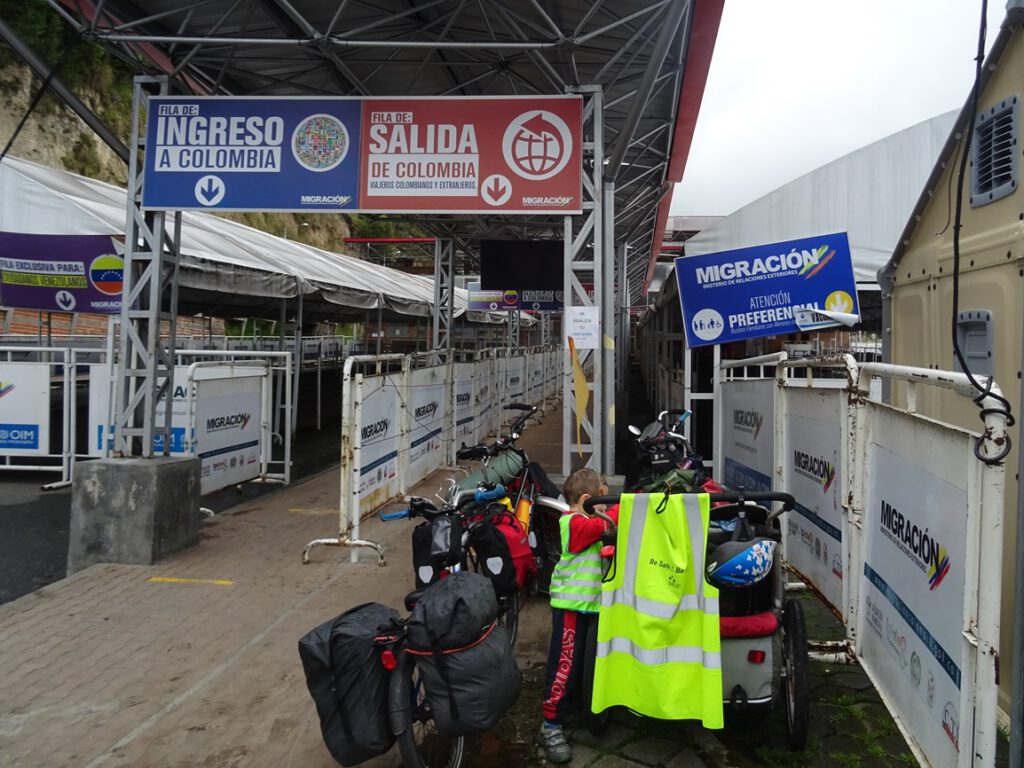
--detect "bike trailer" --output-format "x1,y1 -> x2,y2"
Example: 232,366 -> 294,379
297,602 -> 400,766
407,573 -> 521,736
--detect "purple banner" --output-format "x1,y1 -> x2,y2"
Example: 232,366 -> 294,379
0,232 -> 123,314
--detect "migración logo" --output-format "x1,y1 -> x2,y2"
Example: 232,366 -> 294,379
797,244 -> 836,279
879,499 -> 951,590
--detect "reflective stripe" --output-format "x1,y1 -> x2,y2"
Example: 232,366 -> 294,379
550,590 -> 599,604
602,588 -> 718,618
554,564 -> 604,575
597,636 -> 722,669
559,578 -> 602,589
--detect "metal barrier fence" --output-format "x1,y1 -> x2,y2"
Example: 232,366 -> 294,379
302,346 -> 562,565
0,341 -> 292,491
718,353 -> 1006,768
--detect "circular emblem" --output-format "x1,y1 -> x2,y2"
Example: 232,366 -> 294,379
502,111 -> 573,181
502,290 -> 518,306
910,652 -> 921,688
690,308 -> 724,342
292,114 -> 349,172
89,254 -> 124,296
825,290 -> 854,314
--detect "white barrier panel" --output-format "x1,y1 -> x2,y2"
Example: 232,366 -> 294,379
194,373 -> 263,494
454,363 -> 475,446
859,408 -> 976,766
779,385 -> 847,613
89,363 -> 191,456
0,363 -> 50,455
718,379 -> 774,491
408,365 -> 447,485
505,356 -> 526,405
476,357 -> 495,438
358,374 -> 401,503
529,352 -> 544,403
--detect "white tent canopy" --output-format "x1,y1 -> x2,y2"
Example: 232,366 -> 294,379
0,155 -> 523,324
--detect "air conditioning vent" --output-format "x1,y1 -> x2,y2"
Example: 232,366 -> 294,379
971,95 -> 1019,207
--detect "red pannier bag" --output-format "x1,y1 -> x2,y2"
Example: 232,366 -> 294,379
468,504 -> 537,595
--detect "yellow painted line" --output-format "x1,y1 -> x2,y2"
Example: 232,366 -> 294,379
148,576 -> 234,586
288,507 -> 336,515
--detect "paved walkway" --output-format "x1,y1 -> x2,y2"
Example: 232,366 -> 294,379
0,408 -> 925,767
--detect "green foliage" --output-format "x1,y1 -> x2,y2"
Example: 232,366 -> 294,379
63,134 -> 102,177
0,2 -> 135,144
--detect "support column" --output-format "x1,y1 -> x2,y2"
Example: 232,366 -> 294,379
115,76 -> 179,457
432,238 -> 455,359
601,180 -> 616,475
562,85 -> 604,476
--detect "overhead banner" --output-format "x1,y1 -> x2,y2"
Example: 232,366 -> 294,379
142,96 -> 582,214
0,232 -> 122,314
674,232 -> 859,347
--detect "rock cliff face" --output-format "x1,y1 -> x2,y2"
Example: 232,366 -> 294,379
0,63 -> 127,184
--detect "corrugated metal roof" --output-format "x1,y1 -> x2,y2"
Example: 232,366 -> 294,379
49,0 -> 723,304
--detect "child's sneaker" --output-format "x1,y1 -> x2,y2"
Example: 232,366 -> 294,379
538,722 -> 572,763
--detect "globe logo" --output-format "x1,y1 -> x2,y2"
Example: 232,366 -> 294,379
691,308 -> 724,342
292,114 -> 349,172
502,111 -> 573,181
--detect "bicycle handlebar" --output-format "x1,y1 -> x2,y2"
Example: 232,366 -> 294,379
380,484 -> 507,522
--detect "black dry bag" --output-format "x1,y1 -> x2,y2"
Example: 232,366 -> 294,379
298,602 -> 399,766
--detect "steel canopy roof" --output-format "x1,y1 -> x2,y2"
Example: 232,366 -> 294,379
50,0 -> 723,304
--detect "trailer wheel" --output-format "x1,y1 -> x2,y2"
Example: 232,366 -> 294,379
783,598 -> 809,750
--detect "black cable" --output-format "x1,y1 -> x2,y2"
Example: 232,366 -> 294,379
0,31 -> 83,165
951,0 -> 1014,465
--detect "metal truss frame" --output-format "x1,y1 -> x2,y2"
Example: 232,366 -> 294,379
431,238 -> 455,356
115,76 -> 180,457
49,0 -> 696,305
42,0 -> 706,466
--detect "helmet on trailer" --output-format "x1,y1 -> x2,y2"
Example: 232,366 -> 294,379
705,537 -> 776,588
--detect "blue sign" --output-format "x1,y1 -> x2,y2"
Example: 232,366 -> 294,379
674,232 -> 859,348
0,423 -> 40,450
143,97 -> 362,211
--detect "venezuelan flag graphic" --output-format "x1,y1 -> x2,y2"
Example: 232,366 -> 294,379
928,548 -> 950,590
0,382 -> 13,399
89,254 -> 124,296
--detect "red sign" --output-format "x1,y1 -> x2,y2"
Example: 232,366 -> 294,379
360,96 -> 582,214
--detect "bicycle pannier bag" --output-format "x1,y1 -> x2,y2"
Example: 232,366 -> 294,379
415,622 -> 522,736
407,571 -> 497,650
411,522 -> 443,589
468,507 -> 536,595
430,514 -> 462,567
298,602 -> 399,766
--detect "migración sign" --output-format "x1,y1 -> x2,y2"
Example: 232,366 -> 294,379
674,232 -> 859,348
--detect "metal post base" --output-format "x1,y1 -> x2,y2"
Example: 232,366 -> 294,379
302,535 -> 386,566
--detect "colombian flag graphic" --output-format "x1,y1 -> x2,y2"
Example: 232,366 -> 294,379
89,255 -> 124,296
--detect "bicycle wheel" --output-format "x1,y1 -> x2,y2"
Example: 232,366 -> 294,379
497,589 -> 521,647
394,654 -> 466,768
782,598 -> 809,750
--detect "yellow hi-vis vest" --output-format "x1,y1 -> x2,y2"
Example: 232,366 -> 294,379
591,493 -> 723,728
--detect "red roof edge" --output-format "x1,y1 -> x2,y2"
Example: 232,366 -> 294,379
644,0 -> 725,294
